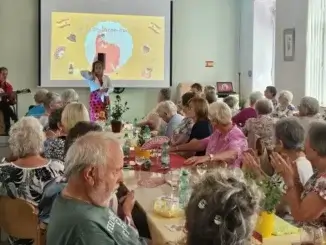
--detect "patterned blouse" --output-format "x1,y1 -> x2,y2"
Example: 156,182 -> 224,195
272,104 -> 296,118
243,115 -> 275,150
0,159 -> 64,245
300,172 -> 326,227
170,117 -> 194,145
200,125 -> 248,167
44,136 -> 66,162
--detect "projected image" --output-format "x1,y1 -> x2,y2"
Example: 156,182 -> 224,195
50,12 -> 165,81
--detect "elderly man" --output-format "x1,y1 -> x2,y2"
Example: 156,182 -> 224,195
47,132 -> 147,245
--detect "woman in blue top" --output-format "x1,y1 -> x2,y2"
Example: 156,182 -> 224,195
81,60 -> 113,122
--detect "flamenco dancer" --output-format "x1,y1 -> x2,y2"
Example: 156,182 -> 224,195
81,60 -> 113,122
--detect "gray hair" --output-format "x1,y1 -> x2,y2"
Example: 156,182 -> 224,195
34,89 -> 49,104
185,168 -> 262,245
208,101 -> 232,125
275,117 -> 305,150
43,92 -> 61,109
255,98 -> 273,115
299,96 -> 320,116
8,117 -> 45,158
223,96 -> 238,109
65,131 -> 120,178
279,90 -> 293,104
61,89 -> 79,105
249,91 -> 264,106
308,122 -> 326,157
156,100 -> 177,116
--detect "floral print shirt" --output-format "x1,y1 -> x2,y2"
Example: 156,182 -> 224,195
171,117 -> 194,145
272,104 -> 296,118
243,115 -> 275,150
44,136 -> 66,162
0,159 -> 64,245
300,172 -> 326,227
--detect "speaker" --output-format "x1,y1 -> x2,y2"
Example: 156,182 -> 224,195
97,53 -> 106,69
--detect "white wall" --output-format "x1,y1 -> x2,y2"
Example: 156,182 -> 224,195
274,0 -> 308,105
0,0 -> 239,120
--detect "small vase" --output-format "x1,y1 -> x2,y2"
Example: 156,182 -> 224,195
255,211 -> 275,238
111,120 -> 123,133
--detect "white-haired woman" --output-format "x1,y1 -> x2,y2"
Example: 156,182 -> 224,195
0,117 -> 64,245
297,96 -> 323,132
272,90 -> 296,118
61,89 -> 79,105
243,98 -> 275,150
170,101 -> 248,167
156,100 -> 184,138
185,169 -> 262,245
39,92 -> 62,128
232,91 -> 263,127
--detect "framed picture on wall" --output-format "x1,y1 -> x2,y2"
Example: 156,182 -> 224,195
283,28 -> 295,61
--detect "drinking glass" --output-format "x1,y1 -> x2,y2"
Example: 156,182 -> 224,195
165,170 -> 180,196
196,163 -> 208,177
135,156 -> 145,169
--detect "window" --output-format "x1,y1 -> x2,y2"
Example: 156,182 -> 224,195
306,0 -> 326,106
252,0 -> 276,92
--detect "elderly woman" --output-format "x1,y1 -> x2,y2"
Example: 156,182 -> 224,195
271,122 -> 326,226
61,89 -> 79,105
137,88 -> 171,132
243,98 -> 275,150
26,88 -> 48,118
44,108 -> 66,161
244,118 -> 314,218
0,117 -> 64,245
223,95 -> 239,116
39,92 -> 62,128
170,92 -> 195,146
297,96 -> 323,132
171,101 -> 248,167
272,90 -> 296,118
185,168 -> 262,245
232,91 -> 263,127
156,100 -> 184,138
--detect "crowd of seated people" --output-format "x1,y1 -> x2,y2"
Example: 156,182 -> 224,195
1,81 -> 326,245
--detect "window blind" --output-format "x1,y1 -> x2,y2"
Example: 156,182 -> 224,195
306,0 -> 326,106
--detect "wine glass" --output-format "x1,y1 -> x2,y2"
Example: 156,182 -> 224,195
168,170 -> 180,197
196,163 -> 208,177
300,226 -> 325,245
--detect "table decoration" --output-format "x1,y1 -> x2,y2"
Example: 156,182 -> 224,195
135,125 -> 151,160
111,95 -> 129,133
141,136 -> 170,150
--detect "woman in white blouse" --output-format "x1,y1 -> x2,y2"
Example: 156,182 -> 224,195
81,60 -> 113,121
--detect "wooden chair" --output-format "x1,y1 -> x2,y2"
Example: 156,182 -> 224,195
0,110 -> 5,135
0,196 -> 46,245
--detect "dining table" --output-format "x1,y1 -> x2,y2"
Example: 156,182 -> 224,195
123,170 -> 300,245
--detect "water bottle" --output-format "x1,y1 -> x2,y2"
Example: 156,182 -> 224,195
178,170 -> 190,208
143,125 -> 151,142
133,118 -> 138,137
122,133 -> 131,158
160,142 -> 170,169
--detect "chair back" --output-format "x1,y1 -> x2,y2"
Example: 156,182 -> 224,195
0,196 -> 39,239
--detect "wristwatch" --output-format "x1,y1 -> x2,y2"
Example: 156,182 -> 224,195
209,154 -> 214,161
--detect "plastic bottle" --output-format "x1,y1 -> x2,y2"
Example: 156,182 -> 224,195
160,142 -> 170,169
178,170 -> 190,208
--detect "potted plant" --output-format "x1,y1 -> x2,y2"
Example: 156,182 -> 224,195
110,95 -> 129,133
135,125 -> 151,160
254,177 -> 283,238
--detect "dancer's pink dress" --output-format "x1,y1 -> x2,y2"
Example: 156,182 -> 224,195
81,72 -> 113,121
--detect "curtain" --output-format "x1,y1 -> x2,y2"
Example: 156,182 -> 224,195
306,0 -> 326,106
252,0 -> 276,92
